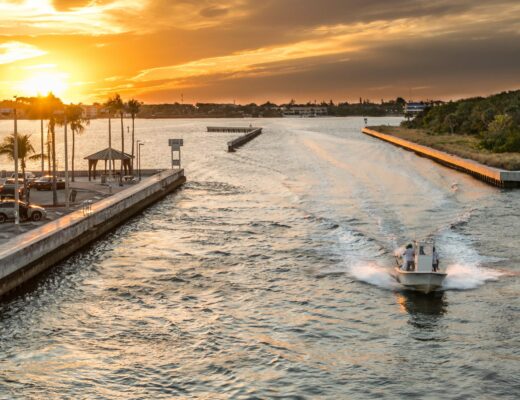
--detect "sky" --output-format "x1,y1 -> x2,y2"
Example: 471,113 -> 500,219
0,0 -> 519,104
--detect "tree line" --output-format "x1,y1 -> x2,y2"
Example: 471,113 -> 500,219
402,90 -> 520,153
0,93 -> 141,206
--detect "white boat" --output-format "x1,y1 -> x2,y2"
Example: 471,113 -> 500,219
394,242 -> 446,294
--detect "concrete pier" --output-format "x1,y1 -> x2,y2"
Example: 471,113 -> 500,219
362,128 -> 520,188
0,169 -> 186,297
207,126 -> 259,133
206,126 -> 264,152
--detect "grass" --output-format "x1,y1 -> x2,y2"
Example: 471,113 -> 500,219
369,126 -> 520,171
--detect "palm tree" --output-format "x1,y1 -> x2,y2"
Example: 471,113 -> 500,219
126,99 -> 141,173
65,104 -> 89,182
20,94 -> 56,175
0,134 -> 43,201
45,94 -> 64,205
104,94 -> 123,179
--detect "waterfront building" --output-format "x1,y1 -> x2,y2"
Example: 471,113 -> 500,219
282,106 -> 328,117
81,105 -> 99,119
404,102 -> 427,115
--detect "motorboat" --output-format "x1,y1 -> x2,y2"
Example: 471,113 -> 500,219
394,241 -> 446,294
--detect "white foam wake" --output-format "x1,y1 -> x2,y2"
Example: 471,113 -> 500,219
443,263 -> 504,290
347,261 -> 398,290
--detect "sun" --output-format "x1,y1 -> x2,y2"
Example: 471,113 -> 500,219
18,71 -> 69,98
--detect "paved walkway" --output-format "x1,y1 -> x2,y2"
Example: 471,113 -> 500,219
0,175 -> 150,244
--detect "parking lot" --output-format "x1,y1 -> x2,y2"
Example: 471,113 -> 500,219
0,176 -> 142,244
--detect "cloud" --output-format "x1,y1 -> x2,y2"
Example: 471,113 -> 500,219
0,41 -> 46,64
0,0 -> 519,102
199,6 -> 229,18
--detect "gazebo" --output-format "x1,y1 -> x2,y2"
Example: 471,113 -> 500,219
84,148 -> 133,181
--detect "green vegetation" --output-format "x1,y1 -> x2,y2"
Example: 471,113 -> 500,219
64,104 -> 90,182
0,133 -> 43,199
372,126 -> 520,171
402,90 -> 520,153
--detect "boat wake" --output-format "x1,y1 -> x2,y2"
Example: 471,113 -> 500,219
443,263 -> 504,290
347,261 -> 399,290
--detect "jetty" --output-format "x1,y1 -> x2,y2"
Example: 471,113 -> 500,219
362,127 -> 520,188
0,169 -> 185,297
207,126 -> 263,152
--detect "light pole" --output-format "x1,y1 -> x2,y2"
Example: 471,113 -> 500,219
1,105 -> 19,224
64,111 -> 69,209
13,107 -> 20,225
138,142 -> 144,181
136,139 -> 140,180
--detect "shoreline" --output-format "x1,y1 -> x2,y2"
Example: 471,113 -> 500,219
0,169 -> 186,297
370,125 -> 520,171
362,127 -> 520,188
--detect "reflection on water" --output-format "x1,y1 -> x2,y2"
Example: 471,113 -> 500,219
0,118 -> 518,398
396,290 -> 447,317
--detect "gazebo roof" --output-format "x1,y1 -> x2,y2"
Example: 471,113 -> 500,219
84,147 -> 133,161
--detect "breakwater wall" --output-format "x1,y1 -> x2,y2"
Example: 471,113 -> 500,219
362,128 -> 520,188
207,126 -> 259,133
0,169 -> 186,297
206,126 -> 263,152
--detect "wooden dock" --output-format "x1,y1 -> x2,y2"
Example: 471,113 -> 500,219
362,128 -> 520,188
207,126 -> 263,152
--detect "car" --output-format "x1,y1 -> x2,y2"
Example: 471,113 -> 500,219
0,183 -> 25,199
4,178 -> 25,185
10,172 -> 36,181
0,200 -> 46,223
31,176 -> 66,191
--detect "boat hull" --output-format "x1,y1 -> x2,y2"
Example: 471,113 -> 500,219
394,268 -> 447,294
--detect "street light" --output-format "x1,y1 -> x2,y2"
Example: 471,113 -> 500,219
138,141 -> 144,181
1,104 -> 20,225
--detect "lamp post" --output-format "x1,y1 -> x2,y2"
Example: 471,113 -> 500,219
138,142 -> 144,181
136,140 -> 140,180
13,107 -> 20,225
63,111 -> 69,209
1,105 -> 20,224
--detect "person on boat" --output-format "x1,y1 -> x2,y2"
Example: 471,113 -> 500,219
432,247 -> 440,272
402,244 -> 415,271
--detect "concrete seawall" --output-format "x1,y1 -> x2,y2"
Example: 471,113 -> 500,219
362,128 -> 520,188
227,128 -> 263,152
205,126 -> 263,152
0,169 -> 186,297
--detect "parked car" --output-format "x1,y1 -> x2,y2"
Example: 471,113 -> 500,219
0,200 -> 46,223
31,176 -> 66,191
10,172 -> 36,181
0,183 -> 25,199
5,178 -> 24,185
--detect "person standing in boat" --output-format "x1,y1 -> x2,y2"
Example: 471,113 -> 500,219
432,247 -> 440,272
402,244 -> 415,271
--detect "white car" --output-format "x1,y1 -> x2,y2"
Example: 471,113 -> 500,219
0,200 -> 46,223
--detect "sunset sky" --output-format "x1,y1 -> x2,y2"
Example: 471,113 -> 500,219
0,0 -> 519,104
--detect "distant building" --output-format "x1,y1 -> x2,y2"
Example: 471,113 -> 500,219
282,106 -> 328,117
404,102 -> 427,115
81,105 -> 98,119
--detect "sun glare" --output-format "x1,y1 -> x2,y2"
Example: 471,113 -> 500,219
18,71 -> 69,98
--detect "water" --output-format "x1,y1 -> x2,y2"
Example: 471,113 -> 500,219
0,118 -> 519,399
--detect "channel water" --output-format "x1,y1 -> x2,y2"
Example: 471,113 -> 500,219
0,118 -> 518,398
